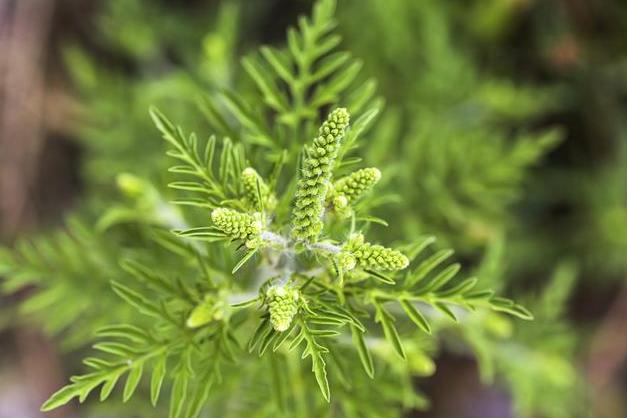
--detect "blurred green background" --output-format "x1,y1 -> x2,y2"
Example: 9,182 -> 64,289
1,0 -> 626,417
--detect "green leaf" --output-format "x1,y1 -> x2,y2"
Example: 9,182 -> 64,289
258,329 -> 279,356
230,297 -> 259,308
341,107 -> 380,154
434,302 -> 458,322
350,325 -> 374,378
311,351 -> 330,402
311,60 -> 362,107
491,302 -> 534,320
345,79 -> 379,114
93,342 -> 138,357
111,281 -> 162,318
374,304 -> 405,360
356,216 -> 389,227
41,384 -> 82,411
120,259 -> 177,295
401,236 -> 436,263
96,324 -> 150,344
168,181 -> 211,193
311,51 -> 350,82
405,249 -> 454,288
249,317 -> 272,353
313,0 -> 336,24
364,269 -> 395,285
232,248 -> 258,274
269,355 -> 287,412
491,296 -> 515,307
399,300 -> 431,334
83,357 -> 115,370
272,324 -> 296,352
99,373 -> 121,401
242,56 -> 289,112
184,373 -> 214,418
464,289 -> 495,300
169,371 -> 189,418
261,46 -> 294,83
151,355 -> 167,406
123,363 -> 143,402
150,107 -> 177,142
299,319 -> 331,401
437,277 -> 478,298
288,329 -> 305,351
176,227 -> 226,239
417,263 -> 461,293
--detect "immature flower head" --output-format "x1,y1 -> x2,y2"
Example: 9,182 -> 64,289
344,233 -> 409,271
333,167 -> 381,204
332,195 -> 351,218
186,294 -> 227,328
241,167 -> 276,211
291,108 -> 350,243
116,173 -> 148,198
337,251 -> 356,271
211,208 -> 262,248
266,285 -> 300,332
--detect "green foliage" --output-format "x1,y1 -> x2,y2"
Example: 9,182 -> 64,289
200,0 -> 382,163
460,261 -> 581,418
29,3 -> 533,417
61,0 -> 240,190
0,217 -> 128,348
2,0 -> 607,417
339,0 -> 564,252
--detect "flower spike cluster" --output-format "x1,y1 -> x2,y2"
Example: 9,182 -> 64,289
211,208 -> 262,248
330,167 -> 381,217
266,285 -> 300,332
291,108 -> 350,243
333,167 -> 381,203
241,167 -> 276,211
35,1 -> 539,415
343,233 -> 409,271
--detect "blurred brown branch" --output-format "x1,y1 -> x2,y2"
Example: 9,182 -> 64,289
0,0 -> 53,236
0,1 -> 76,417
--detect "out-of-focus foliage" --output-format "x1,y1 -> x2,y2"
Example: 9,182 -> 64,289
18,2 -> 530,417
64,0 -> 241,189
463,261 -> 582,418
0,218 -> 127,348
336,1 -> 593,417
2,0 -> 627,417
0,0 -> 244,350
338,0 -> 565,253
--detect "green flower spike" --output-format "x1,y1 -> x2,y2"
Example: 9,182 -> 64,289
333,167 -> 381,204
266,285 -> 300,332
242,167 -> 276,211
291,108 -> 350,243
211,207 -> 263,248
344,233 -> 409,271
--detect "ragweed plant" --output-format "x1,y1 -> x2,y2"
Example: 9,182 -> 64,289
3,1 -> 534,418
40,103 -> 530,417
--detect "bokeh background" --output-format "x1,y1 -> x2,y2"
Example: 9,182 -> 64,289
1,0 -> 627,417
